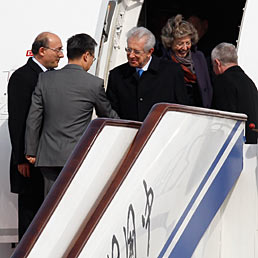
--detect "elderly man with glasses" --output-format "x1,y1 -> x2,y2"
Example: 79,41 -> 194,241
8,31 -> 64,240
106,26 -> 189,122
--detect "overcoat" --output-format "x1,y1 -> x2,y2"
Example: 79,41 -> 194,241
8,57 -> 44,193
212,65 -> 258,144
106,55 -> 189,121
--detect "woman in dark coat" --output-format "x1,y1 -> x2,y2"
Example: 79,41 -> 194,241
161,14 -> 213,108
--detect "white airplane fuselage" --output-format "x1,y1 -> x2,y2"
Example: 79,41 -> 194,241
0,0 -> 257,257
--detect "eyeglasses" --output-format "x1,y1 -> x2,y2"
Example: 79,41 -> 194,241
125,47 -> 145,56
89,52 -> 96,62
45,47 -> 64,53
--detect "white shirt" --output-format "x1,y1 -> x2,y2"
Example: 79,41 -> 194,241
136,56 -> 152,73
32,57 -> 48,72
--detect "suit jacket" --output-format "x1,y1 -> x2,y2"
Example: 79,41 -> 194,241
8,57 -> 44,193
212,65 -> 258,144
106,55 -> 189,121
25,64 -> 119,167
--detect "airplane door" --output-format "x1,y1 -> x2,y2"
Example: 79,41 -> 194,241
96,0 -> 144,85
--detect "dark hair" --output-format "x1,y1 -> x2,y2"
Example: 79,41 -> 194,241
31,32 -> 50,55
67,33 -> 97,59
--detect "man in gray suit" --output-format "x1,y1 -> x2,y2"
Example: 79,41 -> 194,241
25,33 -> 119,195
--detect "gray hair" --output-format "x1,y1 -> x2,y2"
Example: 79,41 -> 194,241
211,42 -> 238,65
161,14 -> 198,49
127,27 -> 156,52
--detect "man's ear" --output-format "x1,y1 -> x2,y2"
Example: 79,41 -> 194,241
149,48 -> 154,56
83,52 -> 87,62
82,51 -> 88,63
38,47 -> 46,57
84,51 -> 91,62
214,58 -> 224,74
214,59 -> 222,69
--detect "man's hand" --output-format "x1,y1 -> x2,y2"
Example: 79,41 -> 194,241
25,155 -> 36,165
17,163 -> 30,177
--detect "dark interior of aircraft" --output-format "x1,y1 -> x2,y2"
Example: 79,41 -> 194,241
138,0 -> 246,57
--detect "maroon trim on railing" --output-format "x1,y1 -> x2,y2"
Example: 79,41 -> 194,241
67,103 -> 246,257
11,118 -> 141,258
161,103 -> 247,121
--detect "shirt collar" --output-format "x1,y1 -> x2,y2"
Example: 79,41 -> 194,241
136,56 -> 152,72
32,57 -> 48,72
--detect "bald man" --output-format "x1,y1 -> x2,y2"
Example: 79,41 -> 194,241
8,32 -> 64,240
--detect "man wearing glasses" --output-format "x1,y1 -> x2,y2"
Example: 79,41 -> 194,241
8,31 -> 64,240
106,27 -> 189,122
25,33 -> 118,197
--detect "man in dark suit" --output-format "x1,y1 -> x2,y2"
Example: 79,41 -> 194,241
8,32 -> 64,240
211,42 -> 258,144
106,27 -> 189,122
25,33 -> 118,196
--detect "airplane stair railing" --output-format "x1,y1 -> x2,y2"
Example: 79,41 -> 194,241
11,118 -> 141,258
11,103 -> 257,258
65,103 -> 249,258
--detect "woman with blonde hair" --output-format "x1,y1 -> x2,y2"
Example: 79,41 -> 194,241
161,14 -> 213,107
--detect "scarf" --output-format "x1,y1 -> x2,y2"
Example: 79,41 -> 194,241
171,51 -> 197,84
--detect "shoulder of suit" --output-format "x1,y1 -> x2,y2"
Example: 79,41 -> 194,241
110,62 -> 131,73
9,59 -> 41,83
86,72 -> 103,84
43,66 -> 104,84
11,59 -> 33,74
27,57 -> 44,73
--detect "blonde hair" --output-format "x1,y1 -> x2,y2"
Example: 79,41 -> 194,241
161,14 -> 198,49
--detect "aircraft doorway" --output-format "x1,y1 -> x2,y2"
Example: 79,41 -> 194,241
138,0 -> 246,57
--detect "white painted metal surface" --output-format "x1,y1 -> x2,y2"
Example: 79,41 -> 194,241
193,144 -> 258,258
0,0 -> 144,254
1,0 -> 258,257
0,0 -> 120,247
106,0 -> 144,72
0,0 -> 112,113
27,124 -> 138,258
237,0 -> 258,89
79,111 -> 249,257
0,120 -> 17,243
